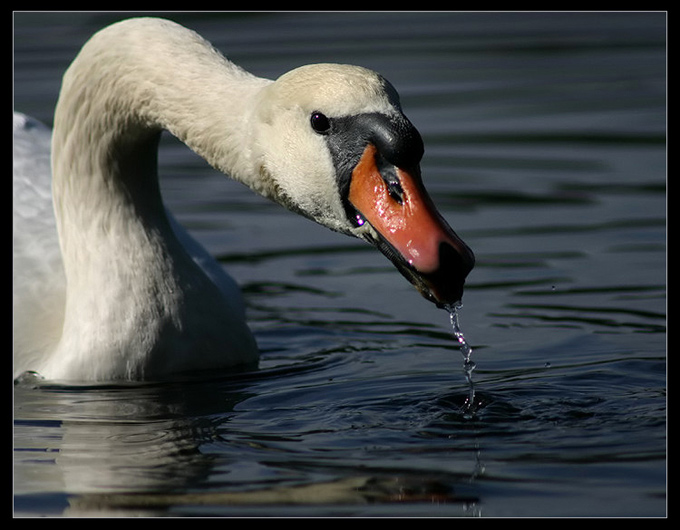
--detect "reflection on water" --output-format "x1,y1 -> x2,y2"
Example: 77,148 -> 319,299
14,11 -> 665,517
15,362 -> 491,517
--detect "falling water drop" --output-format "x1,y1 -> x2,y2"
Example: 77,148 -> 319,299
446,303 -> 477,416
449,303 -> 473,363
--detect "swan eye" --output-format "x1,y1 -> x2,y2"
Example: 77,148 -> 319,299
310,112 -> 331,134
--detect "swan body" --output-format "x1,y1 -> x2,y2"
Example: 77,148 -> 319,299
13,18 -> 474,382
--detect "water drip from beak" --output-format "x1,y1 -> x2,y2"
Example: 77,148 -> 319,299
445,302 -> 477,417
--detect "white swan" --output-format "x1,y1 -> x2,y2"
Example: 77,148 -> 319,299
13,18 -> 474,382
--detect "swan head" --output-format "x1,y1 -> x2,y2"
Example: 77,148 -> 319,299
251,63 -> 474,306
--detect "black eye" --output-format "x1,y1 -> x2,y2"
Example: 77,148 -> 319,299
310,111 -> 331,134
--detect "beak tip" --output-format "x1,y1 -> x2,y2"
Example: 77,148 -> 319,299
421,242 -> 474,308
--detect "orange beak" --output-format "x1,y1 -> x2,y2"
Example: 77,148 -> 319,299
349,144 -> 474,306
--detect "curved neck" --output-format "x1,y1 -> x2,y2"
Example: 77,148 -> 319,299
54,21 -> 269,191
48,19 -> 270,367
51,19 -> 271,267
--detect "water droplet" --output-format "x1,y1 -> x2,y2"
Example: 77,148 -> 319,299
447,302 -> 473,363
14,370 -> 45,387
445,303 -> 477,417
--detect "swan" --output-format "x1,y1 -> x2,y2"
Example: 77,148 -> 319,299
13,17 -> 474,382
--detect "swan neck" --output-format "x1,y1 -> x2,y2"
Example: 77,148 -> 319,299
47,19 -> 272,368
53,18 -> 270,193
51,19 -> 273,258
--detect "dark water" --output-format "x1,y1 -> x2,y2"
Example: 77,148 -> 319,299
13,12 -> 666,517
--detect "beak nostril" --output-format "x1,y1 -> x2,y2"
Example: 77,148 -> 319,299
386,179 -> 404,204
375,151 -> 405,205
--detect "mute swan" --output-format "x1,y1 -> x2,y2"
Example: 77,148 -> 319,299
13,18 -> 474,382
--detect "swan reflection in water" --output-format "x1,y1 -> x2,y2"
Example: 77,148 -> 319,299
14,377 -> 479,516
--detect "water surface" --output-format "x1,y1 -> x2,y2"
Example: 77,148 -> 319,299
14,11 -> 666,517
